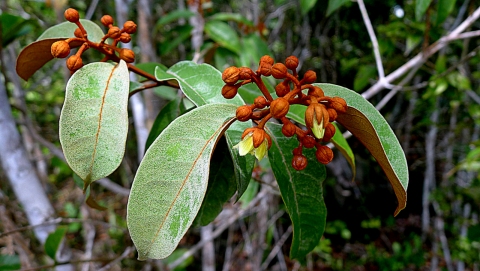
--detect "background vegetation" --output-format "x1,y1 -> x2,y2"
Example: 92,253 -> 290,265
1,0 -> 479,270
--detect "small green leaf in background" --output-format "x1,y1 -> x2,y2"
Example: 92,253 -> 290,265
204,20 -> 241,54
318,83 -> 408,216
208,12 -> 254,26
415,0 -> 434,21
135,62 -> 168,81
1,13 -> 35,47
163,248 -> 194,270
266,122 -> 327,259
155,61 -> 255,198
127,104 -> 238,260
160,25 -> 193,56
436,0 -> 457,25
300,0 -> 318,15
156,9 -> 195,27
194,137 -> 237,226
59,61 -> 129,189
354,65 -> 376,91
0,254 -> 21,271
326,0 -> 350,17
145,96 -> 186,151
236,34 -> 272,67
44,226 -> 68,260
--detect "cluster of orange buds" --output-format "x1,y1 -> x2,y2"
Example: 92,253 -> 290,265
221,55 -> 347,171
50,8 -> 137,73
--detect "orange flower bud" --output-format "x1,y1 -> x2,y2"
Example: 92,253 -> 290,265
270,97 -> 290,119
241,127 -> 256,139
302,135 -> 316,148
64,8 -> 80,23
330,97 -> 347,114
281,120 -> 297,137
302,70 -> 317,84
252,128 -> 267,148
285,56 -> 299,70
254,96 -> 268,108
51,40 -> 70,58
292,155 -> 308,171
222,66 -> 240,85
238,67 -> 252,80
74,28 -> 83,38
108,26 -> 122,39
327,108 -> 337,122
101,15 -> 114,27
305,103 -> 329,139
123,21 -> 137,34
119,32 -> 131,43
316,145 -> 334,164
271,63 -> 288,79
119,48 -> 135,63
222,84 -> 239,99
258,63 -> 272,76
322,123 -> 336,142
275,81 -> 290,97
259,55 -> 274,66
236,105 -> 252,121
66,55 -> 83,71
308,86 -> 324,98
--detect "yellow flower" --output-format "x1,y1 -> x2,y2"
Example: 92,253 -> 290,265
235,128 -> 271,160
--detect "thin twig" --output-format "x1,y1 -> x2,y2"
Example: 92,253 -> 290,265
260,226 -> 292,270
97,246 -> 135,271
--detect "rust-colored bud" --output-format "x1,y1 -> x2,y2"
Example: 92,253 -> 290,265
254,96 -> 268,108
259,64 -> 272,76
74,28 -> 83,38
271,63 -> 288,79
242,127 -> 256,139
101,15 -> 114,27
270,97 -> 290,119
123,21 -> 137,34
327,108 -> 337,122
302,135 -> 316,148
119,48 -> 135,63
66,55 -> 83,71
281,120 -> 297,137
222,66 -> 240,85
302,70 -> 317,84
222,84 -> 239,99
330,97 -> 347,114
51,40 -> 70,58
308,86 -> 324,98
108,26 -> 122,39
64,8 -> 80,22
259,55 -> 274,66
285,56 -> 299,70
238,67 -> 252,80
292,155 -> 308,171
252,128 -> 266,148
275,81 -> 290,97
322,123 -> 336,142
236,105 -> 253,121
119,32 -> 131,43
315,145 -> 334,164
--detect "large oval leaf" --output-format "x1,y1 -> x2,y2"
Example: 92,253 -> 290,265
266,122 -> 327,259
127,103 -> 237,260
155,61 -> 255,198
16,19 -> 105,81
59,61 -> 129,188
204,20 -> 241,54
317,83 -> 408,216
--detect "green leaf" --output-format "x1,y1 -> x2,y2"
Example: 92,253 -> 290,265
318,83 -> 408,216
127,103 -> 238,260
354,65 -> 376,91
1,13 -> 35,47
59,61 -> 129,189
160,25 -> 193,56
145,97 -> 186,151
44,226 -> 68,260
0,254 -> 21,270
326,0 -> 350,17
236,34 -> 272,67
331,122 -> 356,181
194,137 -> 237,226
415,0 -> 433,21
266,122 -> 327,259
208,13 -> 254,26
16,19 -> 105,81
155,61 -> 255,197
300,0 -> 318,15
436,0 -> 456,25
135,62 -> 168,81
204,20 -> 241,54
156,10 -> 195,27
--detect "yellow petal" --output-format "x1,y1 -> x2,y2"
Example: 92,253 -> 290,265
254,139 -> 269,160
311,117 -> 325,139
236,133 -> 254,156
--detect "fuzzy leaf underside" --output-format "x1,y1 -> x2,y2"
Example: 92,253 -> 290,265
127,104 -> 237,260
59,61 -> 129,188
